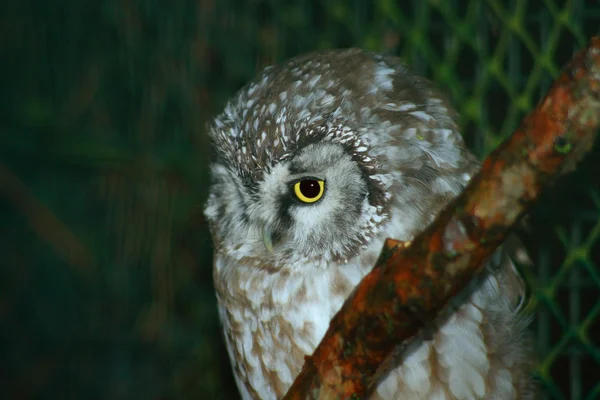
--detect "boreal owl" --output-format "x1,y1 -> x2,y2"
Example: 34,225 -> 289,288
204,48 -> 534,399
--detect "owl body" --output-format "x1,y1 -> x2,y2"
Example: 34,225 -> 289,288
205,49 -> 533,399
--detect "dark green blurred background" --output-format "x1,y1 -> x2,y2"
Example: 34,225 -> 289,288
1,0 -> 600,399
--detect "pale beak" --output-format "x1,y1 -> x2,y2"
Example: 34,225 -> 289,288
262,225 -> 274,254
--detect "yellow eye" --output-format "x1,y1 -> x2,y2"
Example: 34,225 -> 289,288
293,179 -> 325,203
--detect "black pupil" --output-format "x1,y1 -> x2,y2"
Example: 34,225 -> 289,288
299,180 -> 320,198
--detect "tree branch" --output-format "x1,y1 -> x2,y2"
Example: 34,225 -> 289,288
283,37 -> 600,399
0,162 -> 96,274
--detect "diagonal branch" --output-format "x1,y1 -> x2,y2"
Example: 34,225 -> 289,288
0,162 -> 96,274
283,37 -> 600,399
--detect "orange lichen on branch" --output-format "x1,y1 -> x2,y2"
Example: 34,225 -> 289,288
283,37 -> 600,399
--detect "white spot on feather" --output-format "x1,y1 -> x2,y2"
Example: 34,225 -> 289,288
372,63 -> 395,93
410,110 -> 434,123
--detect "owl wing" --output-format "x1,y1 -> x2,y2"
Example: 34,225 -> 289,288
489,233 -> 534,317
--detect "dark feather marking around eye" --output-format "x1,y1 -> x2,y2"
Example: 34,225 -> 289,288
269,193 -> 294,247
343,143 -> 385,209
277,194 -> 295,227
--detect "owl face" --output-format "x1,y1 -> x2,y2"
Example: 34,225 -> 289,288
205,48 -> 477,270
207,140 -> 373,266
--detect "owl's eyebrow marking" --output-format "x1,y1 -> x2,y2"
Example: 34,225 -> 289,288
288,163 -> 309,175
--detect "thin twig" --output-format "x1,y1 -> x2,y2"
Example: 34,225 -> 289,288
0,162 -> 95,274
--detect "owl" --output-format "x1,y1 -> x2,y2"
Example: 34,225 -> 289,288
204,48 -> 534,399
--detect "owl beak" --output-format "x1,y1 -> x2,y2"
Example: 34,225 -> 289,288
262,225 -> 275,254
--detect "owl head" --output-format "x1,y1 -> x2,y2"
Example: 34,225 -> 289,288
204,49 -> 477,270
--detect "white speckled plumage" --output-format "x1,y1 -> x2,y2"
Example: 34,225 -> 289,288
205,48 -> 534,399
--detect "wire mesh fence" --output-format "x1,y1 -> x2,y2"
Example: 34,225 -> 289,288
0,0 -> 599,399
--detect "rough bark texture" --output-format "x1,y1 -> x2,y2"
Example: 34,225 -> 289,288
283,37 -> 600,400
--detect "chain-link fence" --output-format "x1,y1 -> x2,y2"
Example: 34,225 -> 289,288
0,0 -> 599,399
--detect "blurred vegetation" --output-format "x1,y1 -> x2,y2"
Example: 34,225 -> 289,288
0,0 -> 599,399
